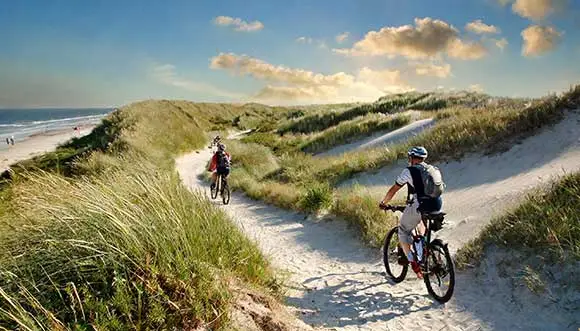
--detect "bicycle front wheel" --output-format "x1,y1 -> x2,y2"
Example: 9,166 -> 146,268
211,176 -> 220,200
222,180 -> 231,205
383,226 -> 408,283
423,240 -> 455,303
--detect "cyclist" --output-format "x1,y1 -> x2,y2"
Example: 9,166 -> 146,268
379,146 -> 443,278
208,143 -> 231,191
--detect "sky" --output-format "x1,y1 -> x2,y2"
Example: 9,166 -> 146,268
1,0 -> 579,108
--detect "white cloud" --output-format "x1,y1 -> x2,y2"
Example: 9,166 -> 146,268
333,17 -> 488,60
210,53 -> 413,103
413,62 -> 452,78
468,84 -> 484,93
446,38 -> 488,60
213,16 -> 264,32
521,25 -> 562,56
152,64 -> 243,99
512,0 -> 568,20
465,20 -> 501,34
296,36 -> 314,44
335,32 -> 350,44
493,37 -> 509,50
210,53 -> 354,87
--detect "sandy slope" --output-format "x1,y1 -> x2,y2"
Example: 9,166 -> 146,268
341,110 -> 580,252
318,117 -> 435,157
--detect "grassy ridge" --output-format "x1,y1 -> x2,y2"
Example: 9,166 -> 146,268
300,113 -> 411,154
456,171 -> 580,268
227,85 -> 580,247
0,100 -> 289,329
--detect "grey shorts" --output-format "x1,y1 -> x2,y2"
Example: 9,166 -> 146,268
398,199 -> 422,244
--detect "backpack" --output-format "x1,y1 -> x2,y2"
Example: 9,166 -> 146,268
408,163 -> 445,198
216,151 -> 230,169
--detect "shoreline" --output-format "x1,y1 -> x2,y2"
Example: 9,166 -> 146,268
1,125 -> 95,173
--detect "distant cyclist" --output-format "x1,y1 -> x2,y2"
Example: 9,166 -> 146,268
208,143 -> 231,191
379,146 -> 445,278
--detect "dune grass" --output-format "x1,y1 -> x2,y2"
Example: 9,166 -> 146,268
300,113 -> 411,154
225,85 -> 580,247
456,171 -> 580,269
0,100 -> 286,329
277,93 -> 425,135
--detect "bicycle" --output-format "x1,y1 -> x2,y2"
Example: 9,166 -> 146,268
210,172 -> 230,205
380,204 -> 455,303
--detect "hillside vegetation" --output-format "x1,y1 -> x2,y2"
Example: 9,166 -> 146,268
0,100 -> 298,330
227,85 -> 580,245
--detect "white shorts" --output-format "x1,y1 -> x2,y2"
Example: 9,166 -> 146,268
398,199 -> 422,244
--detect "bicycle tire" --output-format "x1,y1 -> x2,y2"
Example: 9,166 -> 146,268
423,239 -> 455,303
222,181 -> 231,205
210,176 -> 219,200
383,226 -> 408,283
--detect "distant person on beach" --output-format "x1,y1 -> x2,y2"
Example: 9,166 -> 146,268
5,138 -> 8,145
10,136 -> 14,145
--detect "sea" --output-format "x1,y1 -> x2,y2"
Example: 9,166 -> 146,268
0,108 -> 113,150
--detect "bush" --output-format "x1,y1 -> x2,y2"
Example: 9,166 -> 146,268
299,182 -> 334,212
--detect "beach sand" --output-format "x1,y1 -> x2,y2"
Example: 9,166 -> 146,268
1,126 -> 95,173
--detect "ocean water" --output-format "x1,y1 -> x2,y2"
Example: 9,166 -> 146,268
0,108 -> 113,148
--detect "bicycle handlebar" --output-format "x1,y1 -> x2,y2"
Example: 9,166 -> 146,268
379,203 -> 405,212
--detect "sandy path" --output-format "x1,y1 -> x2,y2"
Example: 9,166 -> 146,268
1,127 -> 94,172
318,118 -> 435,158
177,110 -> 579,331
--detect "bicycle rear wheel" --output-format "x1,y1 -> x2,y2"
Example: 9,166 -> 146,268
222,179 -> 231,205
423,240 -> 455,303
383,226 -> 408,283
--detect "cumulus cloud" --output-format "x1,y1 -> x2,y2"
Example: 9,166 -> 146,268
465,20 -> 501,34
152,64 -> 243,99
413,62 -> 452,78
335,32 -> 350,43
512,0 -> 568,20
446,39 -> 488,60
209,53 -> 413,103
213,16 -> 264,32
210,53 -> 354,87
333,17 -> 488,60
521,25 -> 562,56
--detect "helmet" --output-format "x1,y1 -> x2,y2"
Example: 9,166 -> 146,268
217,143 -> 226,151
407,146 -> 428,159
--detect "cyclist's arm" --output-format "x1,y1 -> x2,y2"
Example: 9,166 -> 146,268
380,183 -> 403,205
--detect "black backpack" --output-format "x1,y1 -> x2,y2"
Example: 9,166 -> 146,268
216,151 -> 230,169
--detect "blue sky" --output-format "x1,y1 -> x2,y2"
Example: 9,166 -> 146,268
1,0 -> 579,107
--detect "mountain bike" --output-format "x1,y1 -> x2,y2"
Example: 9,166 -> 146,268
210,172 -> 230,205
380,204 -> 455,303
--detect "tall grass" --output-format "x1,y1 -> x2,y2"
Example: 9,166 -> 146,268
300,113 -> 411,154
277,94 -> 423,135
456,171 -> 580,269
0,100 -> 286,329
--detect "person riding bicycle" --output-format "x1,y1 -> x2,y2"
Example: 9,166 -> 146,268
379,146 -> 443,278
208,143 -> 231,191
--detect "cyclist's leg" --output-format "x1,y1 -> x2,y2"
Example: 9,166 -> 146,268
398,199 -> 421,260
211,171 -> 218,188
